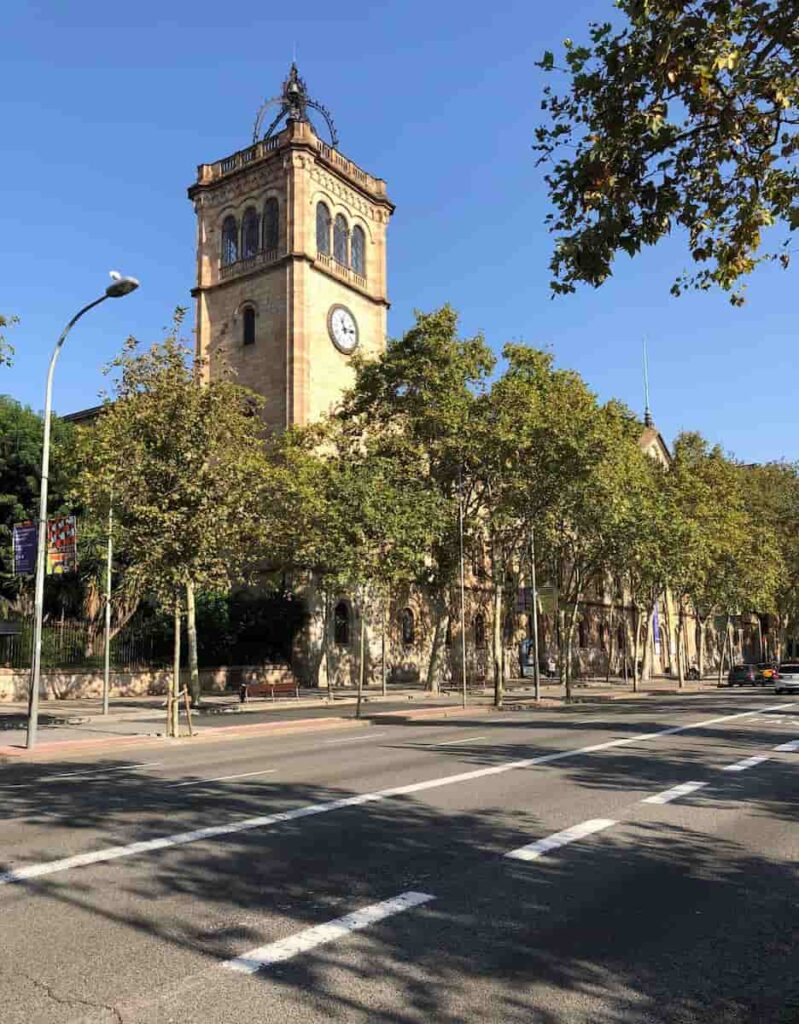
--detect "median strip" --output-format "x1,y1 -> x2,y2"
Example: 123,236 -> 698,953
223,891 -> 435,974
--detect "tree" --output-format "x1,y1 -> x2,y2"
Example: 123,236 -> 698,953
0,315 -> 17,367
535,0 -> 799,303
0,397 -> 73,615
73,311 -> 270,732
336,306 -> 494,693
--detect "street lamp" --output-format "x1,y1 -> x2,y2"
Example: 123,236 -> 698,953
26,273 -> 139,749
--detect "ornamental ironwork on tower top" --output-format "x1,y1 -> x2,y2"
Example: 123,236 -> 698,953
252,63 -> 339,148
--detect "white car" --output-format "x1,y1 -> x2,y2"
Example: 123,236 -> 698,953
775,663 -> 799,694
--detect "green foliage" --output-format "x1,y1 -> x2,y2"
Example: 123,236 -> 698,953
0,397 -> 74,613
72,310 -> 271,606
535,1 -> 799,303
0,315 -> 17,367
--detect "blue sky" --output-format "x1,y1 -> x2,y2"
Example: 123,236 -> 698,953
1,0 -> 795,463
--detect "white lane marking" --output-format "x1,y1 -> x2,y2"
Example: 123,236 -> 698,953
322,732 -> 387,745
430,734 -> 487,747
505,819 -> 616,862
642,781 -> 707,804
0,702 -> 792,887
774,737 -> 799,752
723,754 -> 771,772
223,891 -> 434,974
5,762 -> 163,789
168,770 -> 277,788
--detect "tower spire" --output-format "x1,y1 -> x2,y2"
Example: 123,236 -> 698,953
643,337 -> 654,428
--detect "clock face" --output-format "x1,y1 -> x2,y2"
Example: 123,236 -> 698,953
328,304 -> 359,354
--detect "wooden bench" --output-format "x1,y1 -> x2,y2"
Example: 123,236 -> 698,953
240,679 -> 299,702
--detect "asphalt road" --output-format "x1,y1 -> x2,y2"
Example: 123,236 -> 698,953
0,691 -> 796,1023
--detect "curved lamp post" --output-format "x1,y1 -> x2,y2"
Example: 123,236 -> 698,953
26,273 -> 139,749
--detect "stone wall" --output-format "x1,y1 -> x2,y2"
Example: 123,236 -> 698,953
0,664 -> 295,702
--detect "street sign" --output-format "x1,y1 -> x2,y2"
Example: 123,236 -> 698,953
46,515 -> 78,575
12,521 -> 37,575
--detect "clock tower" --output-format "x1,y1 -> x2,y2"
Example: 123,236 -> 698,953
188,65 -> 394,428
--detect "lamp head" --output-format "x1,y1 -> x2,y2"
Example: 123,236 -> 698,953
106,271 -> 140,298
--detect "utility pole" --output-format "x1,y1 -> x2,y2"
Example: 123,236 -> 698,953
458,470 -> 468,709
102,499 -> 113,716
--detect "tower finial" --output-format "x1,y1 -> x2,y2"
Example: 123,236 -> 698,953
643,337 -> 654,428
252,65 -> 339,148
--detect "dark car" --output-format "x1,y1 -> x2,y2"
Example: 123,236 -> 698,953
725,664 -> 756,687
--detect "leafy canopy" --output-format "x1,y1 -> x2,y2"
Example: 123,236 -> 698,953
535,0 -> 799,303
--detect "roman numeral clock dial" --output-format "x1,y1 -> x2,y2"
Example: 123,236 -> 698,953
328,304 -> 359,354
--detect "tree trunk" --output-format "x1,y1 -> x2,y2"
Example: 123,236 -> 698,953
677,600 -> 686,689
381,587 -> 388,697
186,580 -> 200,706
492,577 -> 504,707
323,586 -> 333,702
558,606 -> 568,697
718,612 -> 731,686
170,597 -> 181,738
641,601 -> 654,684
425,592 -> 446,694
632,604 -> 643,693
606,591 -> 616,684
697,617 -> 707,679
356,584 -> 367,719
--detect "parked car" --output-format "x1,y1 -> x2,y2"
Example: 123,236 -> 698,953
756,662 -> 780,685
774,663 -> 799,695
725,664 -> 756,687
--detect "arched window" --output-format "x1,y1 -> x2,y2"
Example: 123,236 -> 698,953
400,608 -> 415,645
333,214 -> 349,265
221,215 -> 238,265
503,613 -> 515,643
351,225 -> 366,275
241,207 -> 259,259
316,202 -> 331,255
334,601 -> 350,646
617,624 -> 626,652
578,619 -> 588,649
474,614 -> 486,649
242,305 -> 256,346
263,197 -> 279,251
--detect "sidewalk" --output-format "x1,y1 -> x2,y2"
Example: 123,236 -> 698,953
0,676 -> 726,761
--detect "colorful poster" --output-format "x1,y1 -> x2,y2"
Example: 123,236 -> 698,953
46,515 -> 77,575
12,521 -> 37,575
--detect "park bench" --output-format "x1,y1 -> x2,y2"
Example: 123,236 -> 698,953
239,678 -> 300,702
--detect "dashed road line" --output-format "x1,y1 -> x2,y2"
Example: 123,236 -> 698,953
0,702 -> 792,888
4,762 -> 163,789
505,819 -> 616,862
642,781 -> 707,804
168,770 -> 277,788
722,754 -> 771,773
430,734 -> 487,747
223,891 -> 435,974
774,737 -> 799,752
322,732 -> 387,745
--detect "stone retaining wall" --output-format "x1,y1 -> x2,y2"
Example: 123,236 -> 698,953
0,664 -> 297,701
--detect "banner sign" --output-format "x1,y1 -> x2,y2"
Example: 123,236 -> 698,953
12,521 -> 37,575
46,515 -> 77,575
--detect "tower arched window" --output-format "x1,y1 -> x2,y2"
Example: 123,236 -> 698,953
400,608 -> 415,646
333,214 -> 349,266
242,305 -> 256,346
221,215 -> 238,266
334,600 -> 351,646
263,197 -> 279,252
474,614 -> 486,650
316,202 -> 331,255
241,207 -> 259,259
351,225 -> 366,276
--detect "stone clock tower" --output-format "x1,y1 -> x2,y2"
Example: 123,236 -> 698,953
188,65 -> 394,428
